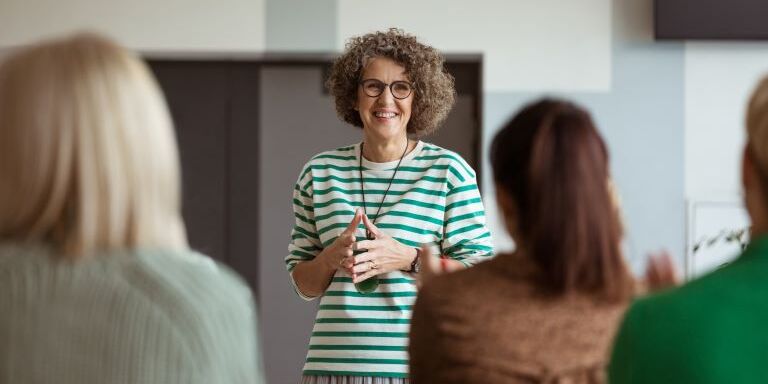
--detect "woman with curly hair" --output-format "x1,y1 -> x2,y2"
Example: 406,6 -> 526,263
286,28 -> 494,383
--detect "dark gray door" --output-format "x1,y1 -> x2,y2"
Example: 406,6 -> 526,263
148,61 -> 261,294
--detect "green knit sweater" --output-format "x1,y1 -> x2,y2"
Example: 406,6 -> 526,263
0,243 -> 264,384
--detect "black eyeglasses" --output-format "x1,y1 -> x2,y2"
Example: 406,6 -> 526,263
359,79 -> 414,100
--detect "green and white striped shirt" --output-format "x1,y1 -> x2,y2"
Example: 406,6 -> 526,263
286,141 -> 493,378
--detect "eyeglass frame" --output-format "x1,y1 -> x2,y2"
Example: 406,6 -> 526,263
358,78 -> 415,100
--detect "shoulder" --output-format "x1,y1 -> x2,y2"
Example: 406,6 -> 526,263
0,245 -> 257,376
295,144 -> 359,185
305,144 -> 358,167
0,245 -> 256,338
133,248 -> 254,310
115,249 -> 257,353
0,244 -> 253,316
617,261 -> 748,343
417,142 -> 477,182
417,258 -> 500,307
612,256 -> 768,382
637,257 -> 756,316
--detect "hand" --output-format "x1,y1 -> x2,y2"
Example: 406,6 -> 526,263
350,213 -> 417,283
416,245 -> 441,287
317,208 -> 362,274
644,249 -> 679,291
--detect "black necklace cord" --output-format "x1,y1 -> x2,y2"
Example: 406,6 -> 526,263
359,139 -> 410,240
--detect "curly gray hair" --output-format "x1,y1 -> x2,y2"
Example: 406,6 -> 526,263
326,28 -> 456,137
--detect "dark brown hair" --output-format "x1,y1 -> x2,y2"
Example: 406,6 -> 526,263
325,28 -> 455,137
491,98 -> 632,302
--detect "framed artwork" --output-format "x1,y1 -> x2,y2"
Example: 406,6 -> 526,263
685,198 -> 749,279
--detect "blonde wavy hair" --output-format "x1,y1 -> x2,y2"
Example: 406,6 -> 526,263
326,28 -> 456,137
0,33 -> 187,257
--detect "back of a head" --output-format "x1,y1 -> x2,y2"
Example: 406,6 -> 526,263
0,33 -> 187,257
491,98 -> 632,302
748,76 -> 768,183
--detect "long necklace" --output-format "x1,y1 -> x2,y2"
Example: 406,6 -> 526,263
359,140 -> 409,240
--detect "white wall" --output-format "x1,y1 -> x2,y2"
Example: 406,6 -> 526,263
0,0 -> 265,51
337,0 -> 612,92
684,42 -> 768,200
683,42 -> 768,276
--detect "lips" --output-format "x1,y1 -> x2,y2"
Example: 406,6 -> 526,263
374,111 -> 398,118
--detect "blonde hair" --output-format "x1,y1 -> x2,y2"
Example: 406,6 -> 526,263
748,75 -> 768,172
0,33 -> 187,257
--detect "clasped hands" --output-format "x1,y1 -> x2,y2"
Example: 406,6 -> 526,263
321,208 -> 417,283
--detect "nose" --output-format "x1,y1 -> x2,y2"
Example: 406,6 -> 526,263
376,85 -> 396,105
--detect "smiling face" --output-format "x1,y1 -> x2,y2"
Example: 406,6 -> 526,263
355,57 -> 413,142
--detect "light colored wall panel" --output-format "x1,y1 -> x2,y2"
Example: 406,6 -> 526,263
684,42 -> 768,200
337,0 -> 612,92
259,66 -> 353,383
482,0 -> 685,270
266,0 -> 335,50
0,0 -> 265,51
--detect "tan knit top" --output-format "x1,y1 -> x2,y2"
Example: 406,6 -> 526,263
409,253 -> 629,384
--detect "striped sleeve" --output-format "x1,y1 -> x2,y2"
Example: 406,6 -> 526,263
441,157 -> 494,266
285,163 -> 322,299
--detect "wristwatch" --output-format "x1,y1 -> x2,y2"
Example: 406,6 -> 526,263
409,248 -> 421,273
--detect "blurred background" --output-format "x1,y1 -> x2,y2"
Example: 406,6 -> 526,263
2,0 -> 765,381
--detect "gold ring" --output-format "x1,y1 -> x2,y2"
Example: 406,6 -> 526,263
369,260 -> 379,270
339,257 -> 346,267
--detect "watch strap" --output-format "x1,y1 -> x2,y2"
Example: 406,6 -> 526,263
409,248 -> 421,273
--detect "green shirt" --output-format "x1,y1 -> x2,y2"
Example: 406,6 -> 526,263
0,243 -> 264,384
609,236 -> 768,384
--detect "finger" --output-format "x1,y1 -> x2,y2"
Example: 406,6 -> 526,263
419,245 -> 435,271
339,233 -> 356,248
657,250 -> 678,283
340,256 -> 355,270
415,245 -> 437,287
420,244 -> 432,259
647,253 -> 665,284
645,253 -> 659,279
333,250 -> 353,271
353,250 -> 378,264
352,259 -> 378,274
645,250 -> 678,290
353,239 -> 381,252
361,213 -> 382,238
422,250 -> 441,275
353,269 -> 380,283
344,208 -> 363,234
